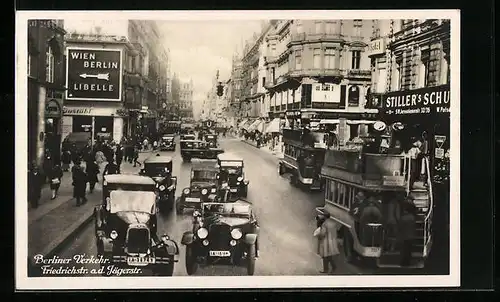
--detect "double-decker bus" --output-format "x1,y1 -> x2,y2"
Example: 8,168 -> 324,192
278,127 -> 326,190
318,142 -> 433,268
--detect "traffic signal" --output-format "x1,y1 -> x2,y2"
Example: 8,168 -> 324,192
216,82 -> 224,97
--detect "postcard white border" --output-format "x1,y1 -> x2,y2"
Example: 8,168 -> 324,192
15,10 -> 461,290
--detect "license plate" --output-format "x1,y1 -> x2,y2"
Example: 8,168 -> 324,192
127,257 -> 155,266
209,251 -> 231,257
230,188 -> 238,192
185,197 -> 200,202
365,247 -> 381,257
302,178 -> 313,184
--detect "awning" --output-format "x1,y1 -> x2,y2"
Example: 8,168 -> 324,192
241,119 -> 255,131
264,118 -> 281,133
346,120 -> 377,125
320,119 -> 340,124
246,119 -> 262,132
238,119 -> 248,128
256,120 -> 266,133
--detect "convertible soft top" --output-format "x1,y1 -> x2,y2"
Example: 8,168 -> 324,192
217,152 -> 243,162
104,174 -> 156,185
144,155 -> 173,163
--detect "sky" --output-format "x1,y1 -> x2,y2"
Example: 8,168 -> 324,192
63,19 -> 264,115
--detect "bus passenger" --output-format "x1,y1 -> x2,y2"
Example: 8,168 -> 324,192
399,196 -> 417,266
358,196 -> 383,247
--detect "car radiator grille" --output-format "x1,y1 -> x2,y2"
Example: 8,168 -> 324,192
126,228 -> 150,254
209,224 -> 231,250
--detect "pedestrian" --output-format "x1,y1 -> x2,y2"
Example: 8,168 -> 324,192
43,150 -> 53,184
87,160 -> 100,193
398,196 -> 417,266
103,159 -> 120,176
28,162 -> 44,208
143,137 -> 149,151
132,147 -> 141,167
153,140 -> 158,150
385,193 -> 402,251
358,196 -> 384,246
313,210 -> 340,274
115,145 -> 124,171
48,164 -> 63,199
408,139 -> 422,189
61,149 -> 71,172
72,161 -> 87,206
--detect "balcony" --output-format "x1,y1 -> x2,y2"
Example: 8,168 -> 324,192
288,68 -> 342,78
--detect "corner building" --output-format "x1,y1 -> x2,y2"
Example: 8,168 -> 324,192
264,20 -> 377,138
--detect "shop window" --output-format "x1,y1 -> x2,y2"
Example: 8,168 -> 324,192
313,49 -> 321,69
351,50 -> 361,69
46,46 -> 55,83
348,85 -> 360,107
295,50 -> 302,70
324,48 -> 336,69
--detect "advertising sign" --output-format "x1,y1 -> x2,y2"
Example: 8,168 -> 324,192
367,38 -> 386,57
312,83 -> 344,109
381,84 -> 450,116
66,47 -> 123,101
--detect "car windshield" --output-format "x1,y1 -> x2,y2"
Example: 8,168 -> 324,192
162,137 -> 173,141
145,164 -> 170,176
192,170 -> 218,182
108,190 -> 156,214
202,202 -> 251,217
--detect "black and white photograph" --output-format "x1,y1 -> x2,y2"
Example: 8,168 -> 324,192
15,10 -> 460,289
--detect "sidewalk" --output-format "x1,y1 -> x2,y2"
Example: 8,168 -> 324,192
27,151 -> 153,260
240,138 -> 284,159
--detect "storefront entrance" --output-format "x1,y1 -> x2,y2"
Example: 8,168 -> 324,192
44,98 -> 63,164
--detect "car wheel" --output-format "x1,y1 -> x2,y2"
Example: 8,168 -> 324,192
169,192 -> 175,210
290,174 -> 298,186
162,261 -> 175,276
176,202 -> 183,214
247,244 -> 256,276
185,245 -> 198,275
343,230 -> 357,264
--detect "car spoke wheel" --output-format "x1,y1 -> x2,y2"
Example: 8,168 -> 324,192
163,260 -> 175,276
185,245 -> 198,275
278,164 -> 284,175
247,244 -> 256,276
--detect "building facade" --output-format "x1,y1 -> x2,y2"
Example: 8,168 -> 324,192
28,20 -> 66,166
264,19 -> 376,140
179,79 -> 194,119
228,55 -> 243,119
370,19 -> 451,179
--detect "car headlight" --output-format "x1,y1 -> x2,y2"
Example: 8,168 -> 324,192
159,185 -> 166,191
183,188 -> 190,195
103,180 -> 107,185
161,234 -> 170,243
237,176 -> 243,181
197,227 -> 208,239
110,230 -> 118,239
231,228 -> 242,240
201,188 -> 208,195
211,188 -> 216,193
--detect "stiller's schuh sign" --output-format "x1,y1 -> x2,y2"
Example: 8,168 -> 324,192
65,47 -> 123,101
381,84 -> 450,116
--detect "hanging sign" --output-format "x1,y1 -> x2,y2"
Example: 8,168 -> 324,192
66,47 -> 123,101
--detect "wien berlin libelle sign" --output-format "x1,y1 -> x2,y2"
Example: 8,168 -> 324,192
66,47 -> 123,101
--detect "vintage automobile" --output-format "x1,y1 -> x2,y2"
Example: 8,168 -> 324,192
159,135 -> 176,151
204,134 -> 218,148
139,155 -> 177,213
180,139 -> 224,162
180,133 -> 196,141
94,174 -> 179,276
217,153 -> 249,197
181,186 -> 260,276
176,159 -> 220,213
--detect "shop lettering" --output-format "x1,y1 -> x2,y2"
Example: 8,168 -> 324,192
71,52 -> 119,69
385,90 -> 450,109
63,108 -> 92,115
72,83 -> 114,92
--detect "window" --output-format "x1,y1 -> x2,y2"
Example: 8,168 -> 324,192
424,48 -> 441,87
351,50 -> 361,69
45,46 -> 54,83
397,60 -> 404,90
322,84 -> 330,91
262,77 -> 266,87
325,21 -> 338,35
271,42 -> 277,53
315,21 -> 322,33
313,49 -> 321,69
295,21 -> 304,34
324,48 -> 336,69
353,19 -> 363,37
28,54 -> 32,77
295,50 -> 302,70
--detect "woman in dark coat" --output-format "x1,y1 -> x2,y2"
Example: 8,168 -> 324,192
115,145 -> 124,170
61,149 -> 71,171
72,163 -> 87,206
86,160 -> 100,193
48,164 -> 63,199
28,163 -> 44,208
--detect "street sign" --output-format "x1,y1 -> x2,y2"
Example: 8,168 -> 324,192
66,47 -> 123,101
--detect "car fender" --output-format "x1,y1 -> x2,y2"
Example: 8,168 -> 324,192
181,231 -> 195,245
243,179 -> 249,185
244,233 -> 257,245
100,237 -> 114,252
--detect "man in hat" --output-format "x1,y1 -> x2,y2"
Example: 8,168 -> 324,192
398,196 -> 417,266
314,209 -> 341,274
